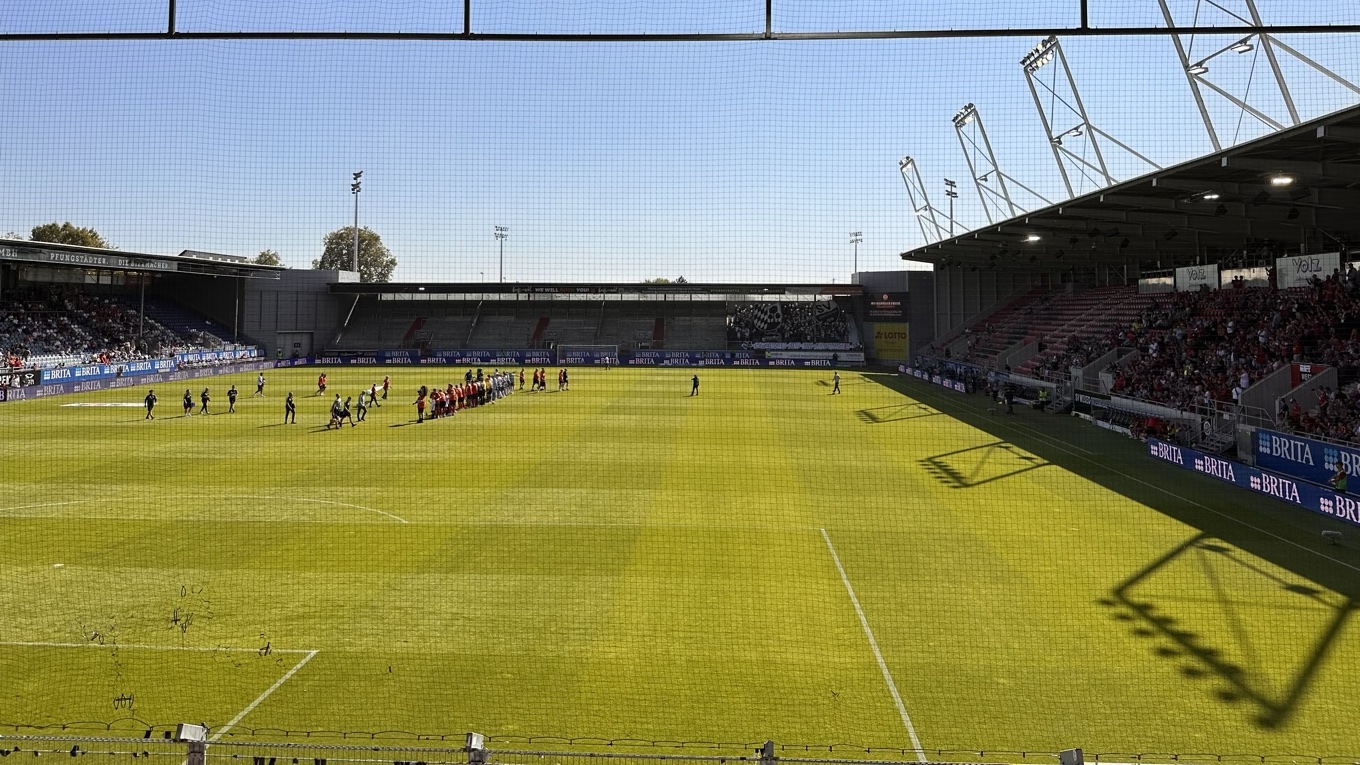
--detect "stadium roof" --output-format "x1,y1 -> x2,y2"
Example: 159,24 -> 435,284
900,103 -> 1360,272
331,282 -> 863,296
0,238 -> 282,279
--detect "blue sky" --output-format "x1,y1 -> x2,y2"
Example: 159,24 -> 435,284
2,1 -> 1358,282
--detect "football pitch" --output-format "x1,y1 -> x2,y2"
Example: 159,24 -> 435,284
1,367 -> 1357,758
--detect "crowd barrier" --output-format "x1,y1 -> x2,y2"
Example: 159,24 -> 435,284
1147,438 -> 1360,528
1252,427 -> 1360,487
0,359 -> 275,404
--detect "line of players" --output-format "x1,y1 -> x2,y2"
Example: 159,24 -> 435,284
143,367 -> 574,424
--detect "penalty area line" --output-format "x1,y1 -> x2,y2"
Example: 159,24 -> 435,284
211,649 -> 318,741
240,496 -> 407,524
819,528 -> 926,762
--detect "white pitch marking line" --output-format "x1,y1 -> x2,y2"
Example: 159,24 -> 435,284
0,501 -> 84,514
210,649 -> 318,741
0,640 -> 312,654
820,528 -> 926,762
240,496 -> 407,524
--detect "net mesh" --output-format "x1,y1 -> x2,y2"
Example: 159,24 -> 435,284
1,1 -> 1360,760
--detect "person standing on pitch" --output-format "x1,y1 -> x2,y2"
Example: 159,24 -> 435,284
284,392 -> 296,424
832,371 -> 841,395
199,387 -> 211,415
227,384 -> 238,413
144,389 -> 157,420
690,373 -> 700,397
356,388 -> 368,422
182,389 -> 194,417
253,372 -> 266,397
382,375 -> 391,400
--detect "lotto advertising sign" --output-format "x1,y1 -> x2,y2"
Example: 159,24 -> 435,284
873,323 -> 909,361
1149,439 -> 1360,527
1253,428 -> 1360,488
1275,252 -> 1340,289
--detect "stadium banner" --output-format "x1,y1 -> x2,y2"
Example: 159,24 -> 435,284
40,363 -> 114,384
0,360 -> 276,404
559,348 -> 621,365
1275,251 -> 1340,289
1174,263 -> 1219,292
1252,427 -> 1360,487
872,323 -> 909,361
1148,438 -> 1360,528
899,365 -> 966,393
865,292 -> 909,321
0,369 -> 41,388
285,350 -> 866,368
1291,362 -> 1327,387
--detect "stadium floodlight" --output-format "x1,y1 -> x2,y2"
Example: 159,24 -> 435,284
1202,192 -> 1221,200
1025,234 -> 1042,242
1021,36 -> 1059,74
944,178 -> 958,235
351,171 -> 363,274
1270,174 -> 1294,186
494,225 -> 509,283
951,103 -> 978,128
1187,63 -> 1209,75
1231,40 -> 1255,53
849,231 -> 862,275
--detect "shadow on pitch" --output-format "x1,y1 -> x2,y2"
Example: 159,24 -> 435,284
1102,532 -> 1355,730
855,402 -> 941,424
920,440 -> 1050,489
860,371 -> 1360,730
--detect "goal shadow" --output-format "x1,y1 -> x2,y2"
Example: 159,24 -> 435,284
1101,532 -> 1355,730
855,402 -> 941,424
920,440 -> 1050,489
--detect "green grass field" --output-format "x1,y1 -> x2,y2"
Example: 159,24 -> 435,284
1,367 -> 1357,758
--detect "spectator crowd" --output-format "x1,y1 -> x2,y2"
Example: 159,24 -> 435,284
1,286 -> 218,369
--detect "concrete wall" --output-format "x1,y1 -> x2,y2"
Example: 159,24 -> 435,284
243,270 -> 350,358
931,267 -> 1047,344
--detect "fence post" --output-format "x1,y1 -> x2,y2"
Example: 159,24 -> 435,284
466,733 -> 488,765
758,741 -> 776,765
176,723 -> 209,765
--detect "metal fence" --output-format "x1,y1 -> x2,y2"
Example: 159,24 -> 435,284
0,731 -> 1355,765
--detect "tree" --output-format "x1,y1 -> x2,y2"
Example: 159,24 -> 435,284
253,249 -> 283,266
312,226 -> 396,283
643,276 -> 687,284
31,222 -> 110,248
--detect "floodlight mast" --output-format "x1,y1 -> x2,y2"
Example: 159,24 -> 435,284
1160,0 -> 1360,150
951,103 -> 1053,225
952,103 -> 1015,224
1021,35 -> 1160,198
899,157 -> 948,245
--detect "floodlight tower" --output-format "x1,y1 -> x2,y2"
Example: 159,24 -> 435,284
1159,0 -> 1360,151
898,157 -> 949,245
951,103 -> 1053,224
952,103 -> 1017,224
1021,36 -> 1160,198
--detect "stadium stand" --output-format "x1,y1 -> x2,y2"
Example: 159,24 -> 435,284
0,287 -> 226,368
727,300 -> 857,348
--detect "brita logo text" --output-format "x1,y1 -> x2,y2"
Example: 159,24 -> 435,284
1248,473 -> 1302,502
1319,495 -> 1360,523
1194,455 -> 1236,481
1149,442 -> 1183,465
1261,434 -> 1314,465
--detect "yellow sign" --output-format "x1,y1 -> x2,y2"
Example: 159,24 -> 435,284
874,323 -> 909,361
